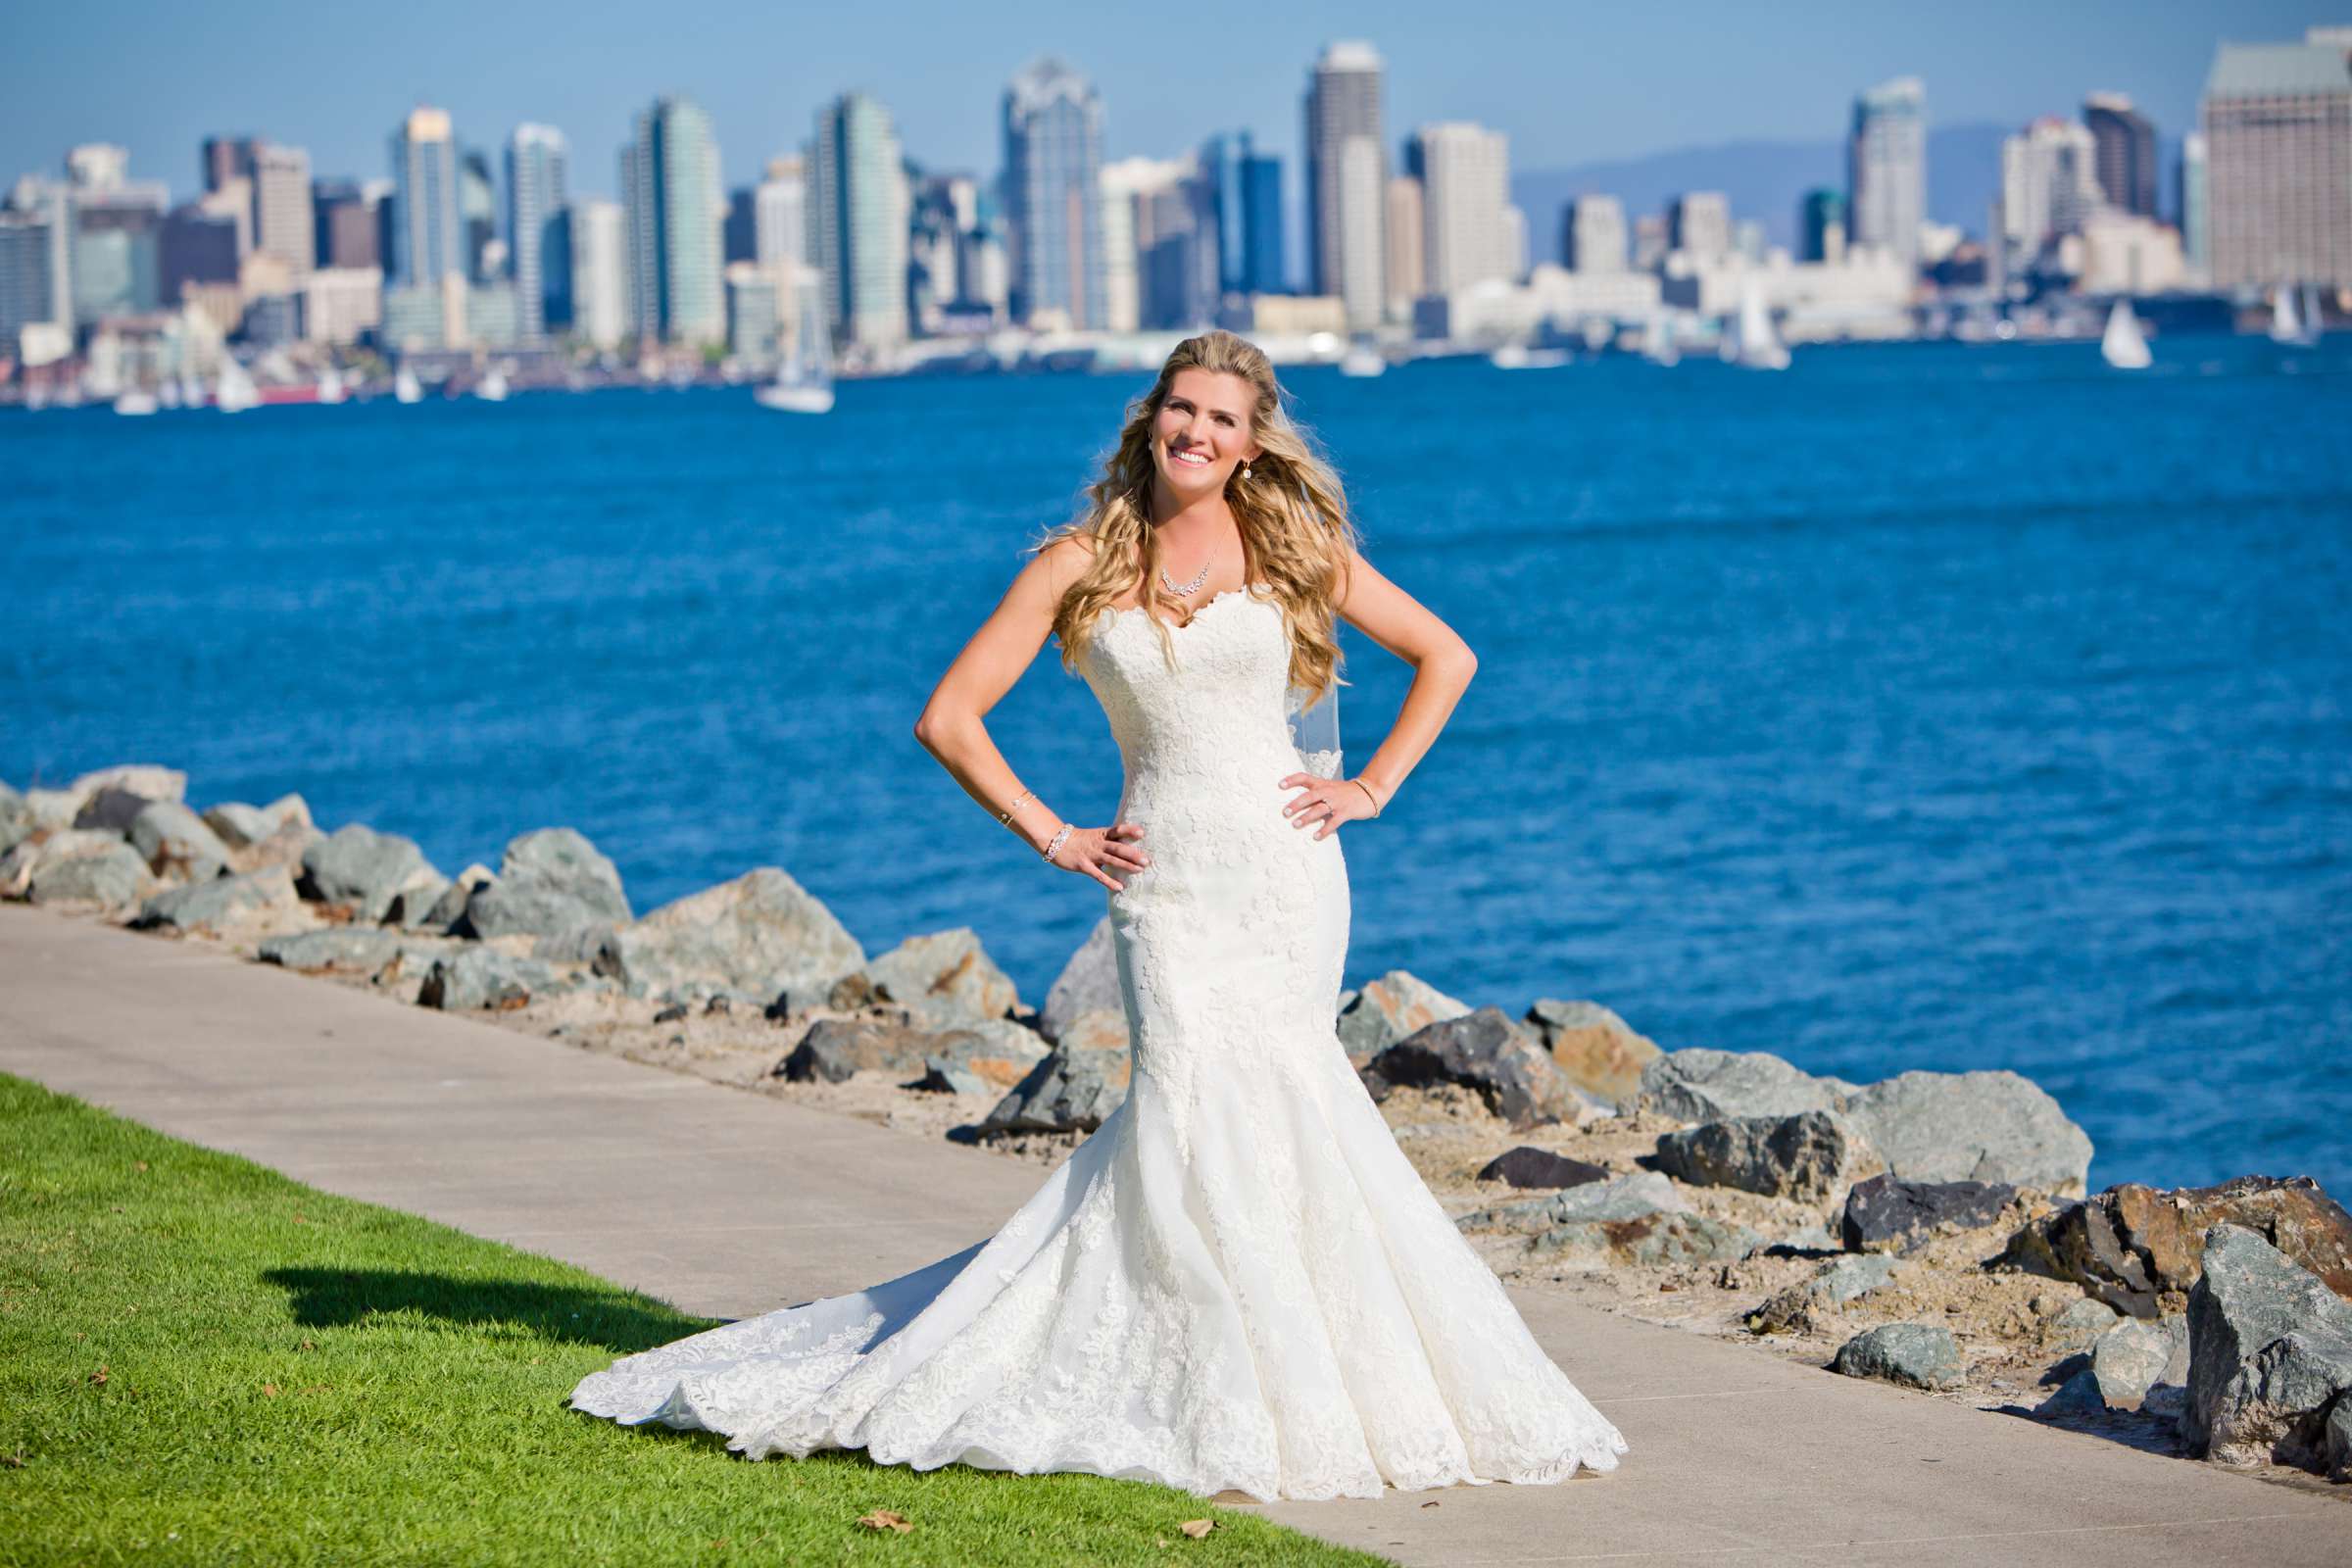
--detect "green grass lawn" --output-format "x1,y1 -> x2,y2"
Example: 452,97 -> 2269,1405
0,1074 -> 1387,1566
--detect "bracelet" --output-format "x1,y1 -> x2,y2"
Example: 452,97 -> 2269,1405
1350,778 -> 1383,817
997,787 -> 1036,825
1042,822 -> 1074,861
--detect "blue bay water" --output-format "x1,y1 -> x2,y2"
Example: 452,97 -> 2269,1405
6,338 -> 2348,1197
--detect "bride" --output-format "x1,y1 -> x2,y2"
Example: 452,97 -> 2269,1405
569,330 -> 1629,1501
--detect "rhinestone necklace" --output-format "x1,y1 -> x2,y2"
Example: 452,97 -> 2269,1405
1159,559 -> 1213,598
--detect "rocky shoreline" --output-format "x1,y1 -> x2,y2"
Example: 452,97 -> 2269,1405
8,761 -> 2350,1494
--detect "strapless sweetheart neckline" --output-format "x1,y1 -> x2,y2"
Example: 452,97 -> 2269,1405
1102,585 -> 1273,633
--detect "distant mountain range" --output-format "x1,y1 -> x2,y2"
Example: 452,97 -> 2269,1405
1509,123 -> 2183,263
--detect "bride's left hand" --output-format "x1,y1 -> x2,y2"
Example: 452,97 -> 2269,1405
1278,773 -> 1379,840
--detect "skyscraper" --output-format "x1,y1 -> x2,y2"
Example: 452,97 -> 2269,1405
623,94 -> 724,346
2001,118 -> 2103,260
251,142 -> 315,279
1383,174 -> 1422,315
1799,188 -> 1846,263
2179,132 -> 2209,276
390,106 -> 461,286
1847,76 -> 1926,270
568,197 -> 629,349
312,178 -> 381,270
1563,195 -> 1627,273
2082,93 -> 2158,219
811,91 -> 908,351
1304,40 -> 1388,329
1406,122 -> 1511,296
506,122 -> 568,342
2201,29 -> 2352,289
1667,190 -> 1732,263
755,158 -> 808,270
1002,58 -> 1106,330
1239,141 -> 1285,295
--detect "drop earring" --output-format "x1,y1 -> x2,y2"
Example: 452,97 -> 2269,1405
1242,462 -> 1254,480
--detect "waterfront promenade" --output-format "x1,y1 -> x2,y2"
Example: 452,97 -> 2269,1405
3,903 -> 2344,1566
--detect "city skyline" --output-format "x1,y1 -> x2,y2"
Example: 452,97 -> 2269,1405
5,2 -> 2330,206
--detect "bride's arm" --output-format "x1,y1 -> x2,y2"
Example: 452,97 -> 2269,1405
1329,545 -> 1479,815
913,539 -> 1148,891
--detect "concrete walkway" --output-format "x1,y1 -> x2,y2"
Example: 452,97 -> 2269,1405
2,904 -> 2343,1566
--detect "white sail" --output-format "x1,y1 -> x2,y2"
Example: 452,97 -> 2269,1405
2270,282 -> 2313,346
475,367 -> 510,402
757,268 -> 836,413
215,358 -> 258,414
1733,280 -> 1790,370
2101,299 -> 2151,369
394,367 -> 422,404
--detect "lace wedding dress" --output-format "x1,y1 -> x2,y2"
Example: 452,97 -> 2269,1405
569,584 -> 1629,1500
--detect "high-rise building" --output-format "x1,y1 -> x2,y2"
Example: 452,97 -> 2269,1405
1239,141 -> 1285,295
623,94 -> 725,346
1667,190 -> 1732,262
2179,131 -> 2209,276
811,91 -> 908,351
162,202 -> 240,303
1406,122 -> 1510,296
1848,75 -> 1926,270
1304,40 -> 1388,329
2083,93 -> 2158,219
65,150 -> 167,325
1563,194 -> 1627,273
247,141 -> 315,280
1099,160 -> 1147,332
2001,117 -> 2104,260
1799,188 -> 1846,263
1383,175 -> 1423,315
312,178 -> 382,270
2201,29 -> 2352,289
390,107 -> 462,285
1631,213 -> 1668,271
203,137 -> 258,196
756,158 -> 808,270
0,205 -> 62,347
506,122 -> 568,342
1001,57 -> 1107,330
1200,133 -> 1246,297
6,177 -> 76,335
568,197 -> 630,349
724,189 -> 759,265
458,148 -> 498,282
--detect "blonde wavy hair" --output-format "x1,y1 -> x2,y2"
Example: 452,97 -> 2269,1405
1039,329 -> 1359,708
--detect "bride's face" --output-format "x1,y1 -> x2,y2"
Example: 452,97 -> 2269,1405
1152,369 -> 1263,500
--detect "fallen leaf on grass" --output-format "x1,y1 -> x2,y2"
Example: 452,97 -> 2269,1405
1179,1519 -> 1214,1539
856,1509 -> 913,1534
299,1339 -> 316,1351
87,1366 -> 108,1386
261,1384 -> 279,1397
134,1161 -> 148,1172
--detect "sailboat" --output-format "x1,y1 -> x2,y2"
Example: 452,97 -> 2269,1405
1489,342 -> 1569,370
756,274 -> 836,413
113,389 -> 159,416
214,358 -> 259,414
1730,279 -> 1790,371
474,366 -> 511,402
1338,336 -> 1386,378
1641,312 -> 1680,368
2270,282 -> 2318,348
317,367 -> 346,405
2100,299 -> 2151,369
394,366 -> 423,404
2302,281 -> 2328,340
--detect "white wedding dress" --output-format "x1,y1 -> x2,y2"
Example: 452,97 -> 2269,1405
569,584 -> 1630,1500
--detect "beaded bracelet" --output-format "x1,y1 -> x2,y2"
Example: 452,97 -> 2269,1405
997,787 -> 1036,826
1042,822 -> 1074,861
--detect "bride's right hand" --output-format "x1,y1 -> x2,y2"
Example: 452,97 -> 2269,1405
1054,820 -> 1151,891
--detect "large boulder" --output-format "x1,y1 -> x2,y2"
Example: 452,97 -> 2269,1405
67,764 -> 186,809
3,829 -> 136,898
72,786 -> 157,836
1842,1173 -> 2020,1254
28,841 -> 153,910
2180,1224 -> 2352,1479
0,783 -> 35,856
1476,1146 -> 1609,1191
455,827 -> 631,942
2036,1316 -> 2189,1417
1335,970 -> 1470,1070
980,1030 -> 1131,1135
1837,1069 -> 2091,1196
1523,999 -> 1661,1107
259,927 -> 411,973
1638,1049 -> 1841,1124
779,1014 -> 1047,1089
128,801 -> 233,882
1652,1109 -> 1882,1202
297,824 -> 442,923
202,794 -> 313,851
847,927 -> 1021,1030
1831,1323 -> 1965,1391
1459,1170 -> 1689,1234
1039,915 -> 1119,1043
132,865 -> 299,934
2001,1175 -> 2352,1319
593,867 -> 863,1000
1528,1210 -> 1761,1270
1747,1253 -> 1905,1335
1363,1006 -> 1596,1129
417,948 -> 603,1010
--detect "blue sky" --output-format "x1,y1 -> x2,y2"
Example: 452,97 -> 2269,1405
4,2 -> 2326,199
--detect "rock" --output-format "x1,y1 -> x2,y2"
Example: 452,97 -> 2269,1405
778,1014 -> 1050,1088
132,865 -> 299,933
3,829 -> 137,898
1638,1049 -> 1841,1124
1364,1006 -> 1596,1129
73,785 -> 158,835
1336,970 -> 1470,1070
297,824 -> 442,923
2181,1223 -> 2352,1476
20,789 -> 82,833
1838,1070 -> 2091,1196
1842,1173 -> 2020,1254
914,1056 -> 991,1096
0,784 -> 35,856
980,1040 -> 1131,1135
202,794 -> 312,850
1459,1170 -> 1689,1234
593,867 -> 862,999
1476,1146 -> 1609,1191
424,864 -> 494,929
127,801 -> 233,882
1652,1110 -> 1881,1202
1530,1211 -> 1762,1270
1747,1253 -> 1903,1334
2048,1297 -> 2124,1349
454,827 -> 631,942
1039,915 -> 1119,1043
852,927 -> 1021,1030
28,841 -> 152,909
1831,1323 -> 1965,1391
259,927 -> 408,973
386,874 -> 455,930
67,763 -> 186,809
2001,1175 -> 2352,1319
417,948 -> 598,1011
2091,1316 -> 2188,1411
1523,999 -> 1661,1107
